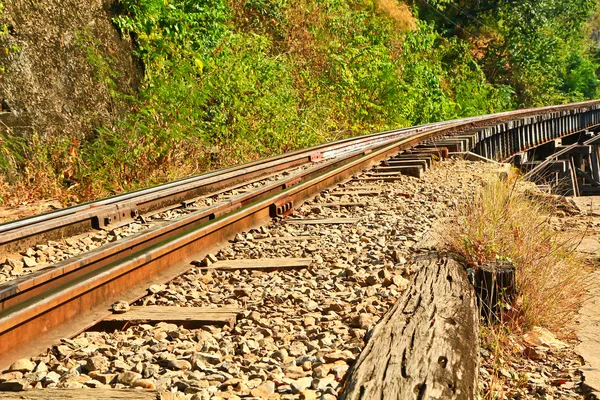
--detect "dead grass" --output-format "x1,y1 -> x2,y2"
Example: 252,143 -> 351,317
374,0 -> 416,32
442,174 -> 588,334
441,174 -> 591,398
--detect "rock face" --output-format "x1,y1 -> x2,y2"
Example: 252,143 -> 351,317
0,0 -> 142,165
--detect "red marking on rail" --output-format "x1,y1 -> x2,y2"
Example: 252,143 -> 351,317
310,153 -> 323,162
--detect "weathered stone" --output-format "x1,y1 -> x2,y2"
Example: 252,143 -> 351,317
300,389 -> 318,400
524,347 -> 547,361
22,256 -> 37,268
351,313 -> 376,329
112,359 -> 132,371
85,356 -> 108,372
392,275 -> 410,290
117,371 -> 142,385
43,371 -> 61,384
33,362 -> 48,373
311,375 -> 335,390
323,350 -> 353,363
166,359 -> 192,371
9,359 -> 35,372
0,379 -> 29,391
250,381 -> 275,397
290,377 -> 313,393
5,258 -> 23,273
132,378 -> 156,389
0,372 -> 23,382
88,372 -> 117,385
313,365 -> 330,379
83,379 -> 105,388
111,300 -> 130,314
331,364 -> 349,379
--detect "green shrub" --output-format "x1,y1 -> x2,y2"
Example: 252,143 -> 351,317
2,0 -> 597,203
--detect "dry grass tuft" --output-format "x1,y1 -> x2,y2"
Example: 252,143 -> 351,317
442,175 -> 588,334
374,0 -> 416,32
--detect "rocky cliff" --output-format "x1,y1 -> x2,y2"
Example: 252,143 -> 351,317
0,0 -> 141,144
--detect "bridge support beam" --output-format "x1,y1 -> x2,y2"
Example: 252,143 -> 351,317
425,104 -> 600,196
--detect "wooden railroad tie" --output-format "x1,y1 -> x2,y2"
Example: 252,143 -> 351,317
338,185 -> 381,190
196,257 -> 313,271
102,306 -> 243,328
253,235 -> 320,242
331,190 -> 381,196
352,177 -> 407,183
428,139 -> 468,152
340,254 -> 478,400
286,218 -> 359,225
393,153 -> 435,161
380,159 -> 429,170
410,147 -> 449,158
0,389 -> 172,399
319,202 -> 365,208
367,166 -> 423,179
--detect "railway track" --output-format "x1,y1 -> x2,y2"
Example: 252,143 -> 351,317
1,101 -> 600,395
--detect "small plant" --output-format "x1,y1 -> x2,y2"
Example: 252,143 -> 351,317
443,176 -> 587,332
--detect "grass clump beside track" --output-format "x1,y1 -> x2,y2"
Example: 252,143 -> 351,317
444,175 -> 586,331
442,173 -> 589,397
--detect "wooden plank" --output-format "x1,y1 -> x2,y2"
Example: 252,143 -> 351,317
103,306 -> 242,327
286,218 -> 359,225
339,185 -> 381,190
331,190 -> 381,196
368,166 -> 423,178
0,389 -> 164,399
380,159 -> 429,170
374,165 -> 426,172
431,139 -> 467,152
448,151 -> 498,163
393,153 -> 434,160
319,202 -> 365,208
451,134 -> 479,149
253,235 -> 320,242
208,258 -> 312,270
412,147 -> 449,158
352,177 -> 405,182
340,255 -> 478,400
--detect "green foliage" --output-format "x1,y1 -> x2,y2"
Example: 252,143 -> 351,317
113,0 -> 229,78
73,0 -> 512,195
411,0 -> 600,107
2,0 -> 599,202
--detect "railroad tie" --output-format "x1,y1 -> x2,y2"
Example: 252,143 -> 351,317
0,388 -> 167,399
194,257 -> 313,271
252,235 -> 321,242
392,153 -> 435,162
331,190 -> 381,196
352,177 -> 411,183
286,218 -> 359,225
319,202 -> 366,208
411,146 -> 449,158
367,167 -> 423,179
380,159 -> 429,170
102,306 -> 243,329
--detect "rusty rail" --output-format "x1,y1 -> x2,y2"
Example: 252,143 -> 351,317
1,100 -> 600,370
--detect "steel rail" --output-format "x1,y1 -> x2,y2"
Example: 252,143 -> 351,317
3,99 -> 598,255
0,121 -> 463,255
0,119 -> 451,369
0,134 -> 407,309
0,100 -> 599,369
